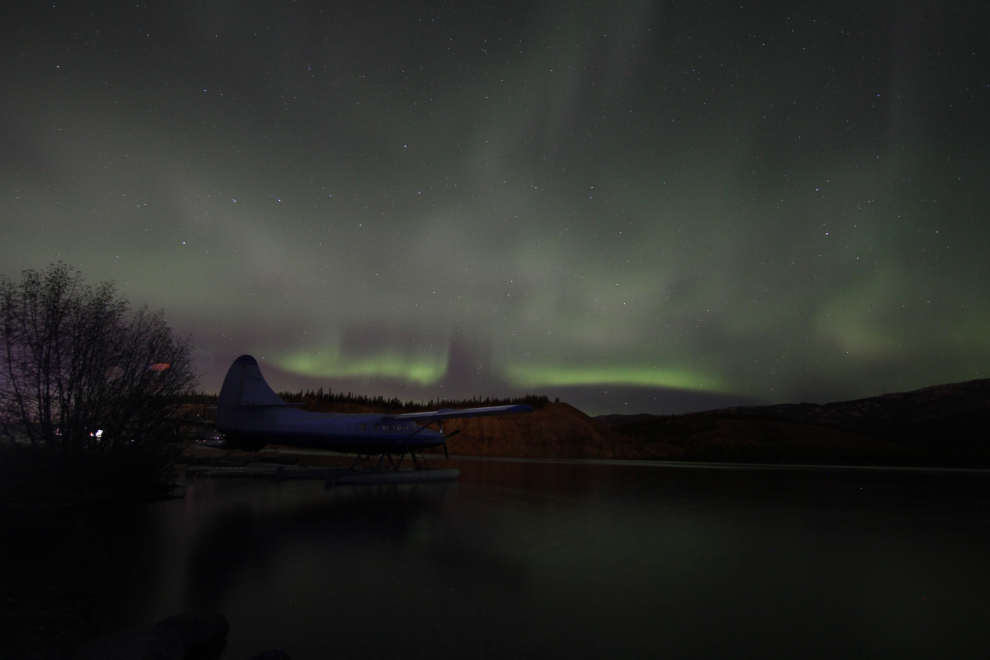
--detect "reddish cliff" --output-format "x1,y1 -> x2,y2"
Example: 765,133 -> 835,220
229,399 -> 643,459
430,403 -> 675,460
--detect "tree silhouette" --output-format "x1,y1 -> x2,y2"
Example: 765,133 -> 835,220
0,263 -> 196,498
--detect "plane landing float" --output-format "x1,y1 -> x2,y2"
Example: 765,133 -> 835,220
215,355 -> 532,466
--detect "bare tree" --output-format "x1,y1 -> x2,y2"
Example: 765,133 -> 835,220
0,263 -> 196,498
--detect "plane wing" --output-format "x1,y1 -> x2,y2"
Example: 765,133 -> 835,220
387,404 -> 534,422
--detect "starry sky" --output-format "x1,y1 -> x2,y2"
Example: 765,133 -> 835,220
3,1 -> 989,414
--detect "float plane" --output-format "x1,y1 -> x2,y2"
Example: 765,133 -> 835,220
214,355 -> 532,469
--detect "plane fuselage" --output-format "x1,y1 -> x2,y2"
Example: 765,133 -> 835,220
214,355 -> 531,455
217,407 -> 446,453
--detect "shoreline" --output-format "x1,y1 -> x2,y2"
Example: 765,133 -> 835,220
199,446 -> 990,475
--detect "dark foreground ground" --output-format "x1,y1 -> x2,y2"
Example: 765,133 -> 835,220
1,502 -> 101,659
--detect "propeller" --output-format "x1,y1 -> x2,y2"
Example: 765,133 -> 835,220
442,429 -> 460,460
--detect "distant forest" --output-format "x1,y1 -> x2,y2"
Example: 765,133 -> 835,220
174,389 -> 550,411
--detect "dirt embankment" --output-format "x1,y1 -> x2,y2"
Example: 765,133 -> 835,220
439,403 -> 608,458
426,403 -> 676,460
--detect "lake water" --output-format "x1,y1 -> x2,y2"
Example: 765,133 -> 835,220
13,458 -> 990,659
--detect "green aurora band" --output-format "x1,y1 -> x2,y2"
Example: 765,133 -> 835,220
2,2 -> 990,411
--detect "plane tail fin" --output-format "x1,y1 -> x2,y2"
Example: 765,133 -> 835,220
217,355 -> 285,430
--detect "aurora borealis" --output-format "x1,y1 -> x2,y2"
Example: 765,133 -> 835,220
2,1 -> 989,414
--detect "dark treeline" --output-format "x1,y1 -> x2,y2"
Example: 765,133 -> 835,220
173,390 -> 221,404
170,389 -> 551,411
277,388 -> 550,412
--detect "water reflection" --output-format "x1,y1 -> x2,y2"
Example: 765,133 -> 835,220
6,460 -> 990,659
184,482 -> 529,614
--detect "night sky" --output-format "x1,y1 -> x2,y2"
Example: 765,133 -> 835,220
3,1 -> 989,414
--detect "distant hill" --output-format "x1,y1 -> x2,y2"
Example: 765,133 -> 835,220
720,379 -> 990,446
598,379 -> 990,466
595,413 -> 657,428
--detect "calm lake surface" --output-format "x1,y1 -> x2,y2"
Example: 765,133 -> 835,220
15,459 -> 990,659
